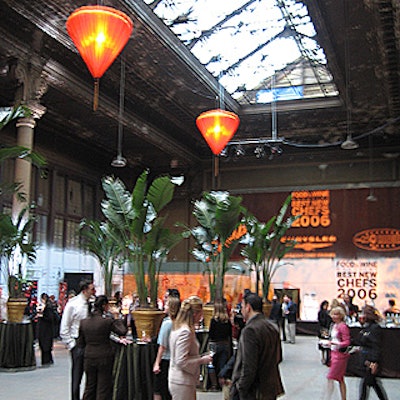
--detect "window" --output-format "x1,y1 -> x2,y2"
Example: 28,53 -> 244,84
54,217 -> 64,248
144,0 -> 338,105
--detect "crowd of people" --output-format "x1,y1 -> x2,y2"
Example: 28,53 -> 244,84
24,281 -> 395,400
317,296 -> 391,400
55,282 -> 288,400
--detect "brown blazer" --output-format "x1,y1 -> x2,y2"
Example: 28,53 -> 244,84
231,313 -> 284,400
78,313 -> 127,361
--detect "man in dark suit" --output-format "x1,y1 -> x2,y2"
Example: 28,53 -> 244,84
230,293 -> 284,400
269,295 -> 284,341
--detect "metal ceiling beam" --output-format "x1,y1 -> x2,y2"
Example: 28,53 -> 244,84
43,59 -> 202,164
123,0 -> 240,113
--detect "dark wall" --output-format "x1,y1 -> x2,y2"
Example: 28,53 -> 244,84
241,187 -> 400,259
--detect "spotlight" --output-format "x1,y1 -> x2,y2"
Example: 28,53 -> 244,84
233,144 -> 245,158
254,145 -> 266,158
220,147 -> 229,157
268,145 -> 283,160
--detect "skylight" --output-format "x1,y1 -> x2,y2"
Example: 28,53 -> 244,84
143,0 -> 338,105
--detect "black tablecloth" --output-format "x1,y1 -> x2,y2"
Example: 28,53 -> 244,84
0,321 -> 36,371
112,330 -> 211,399
346,327 -> 400,379
112,341 -> 157,400
196,329 -> 210,390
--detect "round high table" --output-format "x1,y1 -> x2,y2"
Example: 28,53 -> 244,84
0,321 -> 36,371
112,340 -> 157,400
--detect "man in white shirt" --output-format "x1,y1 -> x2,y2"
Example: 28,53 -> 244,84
60,280 -> 95,400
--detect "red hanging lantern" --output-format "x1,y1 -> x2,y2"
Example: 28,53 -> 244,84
66,5 -> 133,110
196,108 -> 240,155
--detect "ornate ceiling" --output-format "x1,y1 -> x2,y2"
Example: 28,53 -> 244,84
0,0 -> 399,181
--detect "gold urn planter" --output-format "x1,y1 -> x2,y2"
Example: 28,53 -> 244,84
202,303 -> 214,329
132,309 -> 165,340
262,302 -> 273,318
7,298 -> 27,323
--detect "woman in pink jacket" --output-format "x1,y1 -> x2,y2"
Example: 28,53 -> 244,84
168,296 -> 212,400
326,306 -> 351,400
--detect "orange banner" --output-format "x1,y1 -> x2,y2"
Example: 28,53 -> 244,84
123,273 -> 252,306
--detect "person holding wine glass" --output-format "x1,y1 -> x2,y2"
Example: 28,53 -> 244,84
168,296 -> 213,400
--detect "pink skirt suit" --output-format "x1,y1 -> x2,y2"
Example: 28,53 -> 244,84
327,321 -> 351,381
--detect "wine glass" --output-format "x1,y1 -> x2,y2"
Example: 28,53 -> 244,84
208,343 -> 216,366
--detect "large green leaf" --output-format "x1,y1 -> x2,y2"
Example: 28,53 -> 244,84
100,171 -> 178,306
241,194 -> 299,298
147,175 -> 175,213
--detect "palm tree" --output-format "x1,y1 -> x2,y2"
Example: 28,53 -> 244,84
188,191 -> 247,303
0,106 -> 44,305
242,195 -> 299,301
101,170 -> 183,308
0,205 -> 37,298
79,220 -> 124,297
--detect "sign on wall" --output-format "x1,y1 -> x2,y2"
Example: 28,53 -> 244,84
335,259 -> 377,305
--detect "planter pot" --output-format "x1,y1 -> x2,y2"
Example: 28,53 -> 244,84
7,298 -> 27,323
108,299 -> 121,319
202,303 -> 214,329
132,309 -> 165,340
262,302 -> 272,318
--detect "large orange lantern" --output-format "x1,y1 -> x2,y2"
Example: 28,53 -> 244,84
66,5 -> 133,110
196,108 -> 240,155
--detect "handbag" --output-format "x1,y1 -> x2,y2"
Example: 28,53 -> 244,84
319,328 -> 330,339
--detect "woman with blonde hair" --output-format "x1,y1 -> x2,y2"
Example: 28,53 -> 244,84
153,295 -> 181,400
168,296 -> 212,400
325,306 -> 351,400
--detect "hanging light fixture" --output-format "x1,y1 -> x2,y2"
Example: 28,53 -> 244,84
196,108 -> 240,155
111,57 -> 127,168
340,0 -> 358,150
366,135 -> 377,202
66,5 -> 133,111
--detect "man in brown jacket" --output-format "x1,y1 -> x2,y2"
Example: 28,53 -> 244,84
230,293 -> 284,400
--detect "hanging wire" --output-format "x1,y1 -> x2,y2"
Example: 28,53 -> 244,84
344,0 -> 351,139
117,57 -> 126,155
271,72 -> 277,141
111,56 -> 127,167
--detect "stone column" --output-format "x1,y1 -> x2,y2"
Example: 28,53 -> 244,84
10,59 -> 48,222
12,117 -> 36,220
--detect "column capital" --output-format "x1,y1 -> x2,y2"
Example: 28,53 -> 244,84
16,116 -> 36,129
9,59 -> 48,119
24,100 -> 47,120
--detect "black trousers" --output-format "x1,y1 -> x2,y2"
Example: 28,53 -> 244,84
41,349 -> 53,365
359,369 -> 388,400
71,345 -> 85,400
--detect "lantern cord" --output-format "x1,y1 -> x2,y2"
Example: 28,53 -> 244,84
213,155 -> 219,189
93,78 -> 100,111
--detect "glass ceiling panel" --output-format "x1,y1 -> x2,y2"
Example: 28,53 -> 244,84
143,0 -> 338,105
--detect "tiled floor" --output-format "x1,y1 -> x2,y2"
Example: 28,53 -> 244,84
1,335 -> 399,399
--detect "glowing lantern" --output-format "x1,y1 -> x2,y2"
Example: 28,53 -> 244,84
66,5 -> 133,110
196,109 -> 240,155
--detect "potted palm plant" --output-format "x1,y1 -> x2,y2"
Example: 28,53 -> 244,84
100,170 -> 183,337
242,195 -> 299,314
187,191 -> 247,326
0,205 -> 37,322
